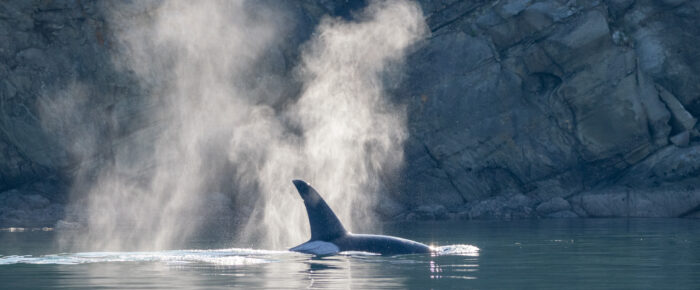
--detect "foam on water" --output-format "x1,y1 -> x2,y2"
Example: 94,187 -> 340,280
432,244 -> 480,256
0,245 -> 478,266
0,248 -> 287,266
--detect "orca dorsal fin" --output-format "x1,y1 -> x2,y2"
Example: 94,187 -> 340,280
292,180 -> 347,241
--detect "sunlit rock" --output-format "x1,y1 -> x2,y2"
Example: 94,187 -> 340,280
1,0 -> 700,227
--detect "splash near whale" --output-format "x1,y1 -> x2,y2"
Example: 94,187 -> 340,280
289,180 -> 432,256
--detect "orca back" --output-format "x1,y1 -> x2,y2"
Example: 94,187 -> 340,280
333,234 -> 431,255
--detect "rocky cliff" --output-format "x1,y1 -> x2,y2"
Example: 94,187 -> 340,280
1,0 -> 699,228
398,0 -> 700,220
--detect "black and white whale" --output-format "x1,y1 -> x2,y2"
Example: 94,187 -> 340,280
289,179 -> 432,256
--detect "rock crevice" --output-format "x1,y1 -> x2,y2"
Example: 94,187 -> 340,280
2,0 -> 700,226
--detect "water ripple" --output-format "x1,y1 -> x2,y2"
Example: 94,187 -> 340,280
0,244 -> 479,266
0,248 -> 287,266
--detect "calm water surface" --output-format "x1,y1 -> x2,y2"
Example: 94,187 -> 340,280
1,219 -> 698,289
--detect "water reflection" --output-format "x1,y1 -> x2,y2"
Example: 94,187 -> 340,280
0,233 -> 481,288
429,260 -> 443,279
307,259 -> 341,272
304,256 -> 347,289
428,257 -> 480,281
4,219 -> 698,289
301,255 -> 410,289
4,248 -> 469,289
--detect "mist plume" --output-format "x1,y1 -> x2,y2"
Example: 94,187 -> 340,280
48,0 -> 426,250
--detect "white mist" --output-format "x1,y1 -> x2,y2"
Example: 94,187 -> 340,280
47,0 -> 426,251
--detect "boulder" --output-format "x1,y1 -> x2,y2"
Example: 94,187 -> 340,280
0,188 -> 64,227
466,194 -> 535,219
541,10 -> 611,69
628,5 -> 700,115
55,220 -> 83,231
670,131 -> 690,147
548,210 -> 579,218
657,84 -> 697,132
619,144 -> 700,186
407,204 -> 449,221
637,66 -> 671,147
571,187 -> 700,217
536,197 -> 570,215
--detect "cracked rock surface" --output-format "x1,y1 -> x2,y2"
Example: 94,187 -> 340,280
1,0 -> 700,227
396,0 -> 700,219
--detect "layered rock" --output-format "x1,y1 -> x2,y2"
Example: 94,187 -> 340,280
1,0 -> 700,227
397,0 -> 700,219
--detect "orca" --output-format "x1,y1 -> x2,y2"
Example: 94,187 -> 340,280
289,179 -> 432,256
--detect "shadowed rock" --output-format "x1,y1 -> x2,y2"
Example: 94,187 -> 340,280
1,0 -> 700,226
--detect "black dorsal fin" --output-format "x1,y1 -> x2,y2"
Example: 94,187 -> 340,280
292,180 -> 347,241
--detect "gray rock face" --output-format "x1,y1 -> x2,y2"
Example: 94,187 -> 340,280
397,0 -> 700,219
670,131 -> 690,147
536,197 -> 570,215
403,204 -> 449,221
0,180 -> 64,227
1,0 -> 120,191
1,0 -> 700,227
571,187 -> 700,217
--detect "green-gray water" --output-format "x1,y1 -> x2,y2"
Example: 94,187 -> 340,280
1,219 -> 698,289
